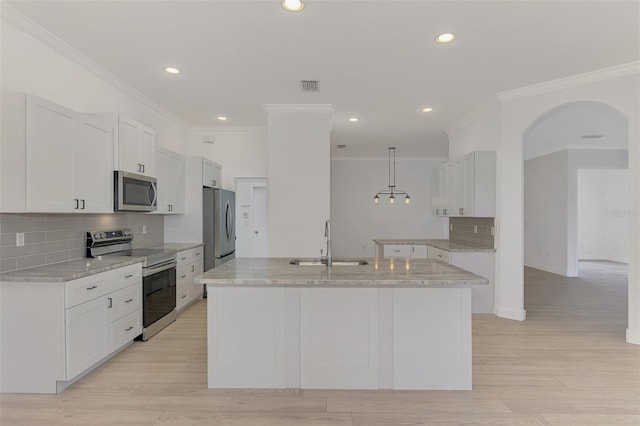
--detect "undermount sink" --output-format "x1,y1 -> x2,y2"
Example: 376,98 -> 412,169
289,259 -> 369,266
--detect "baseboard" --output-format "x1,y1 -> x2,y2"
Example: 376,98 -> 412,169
578,256 -> 629,264
626,328 -> 640,345
494,306 -> 526,321
524,262 -> 572,277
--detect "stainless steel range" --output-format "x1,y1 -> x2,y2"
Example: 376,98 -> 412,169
86,229 -> 177,340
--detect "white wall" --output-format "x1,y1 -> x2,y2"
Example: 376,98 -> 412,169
448,104 -> 501,157
265,105 -> 333,258
578,169 -> 629,263
524,150 -> 569,275
449,67 -> 639,344
187,127 -> 267,191
524,149 -> 628,276
331,158 -> 447,258
0,20 -> 188,154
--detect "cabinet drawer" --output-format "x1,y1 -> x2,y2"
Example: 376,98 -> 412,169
383,245 -> 411,258
110,284 -> 142,322
65,272 -> 110,308
427,246 -> 450,263
111,309 -> 142,351
177,264 -> 190,287
111,264 -> 142,292
176,285 -> 190,309
410,245 -> 428,258
177,246 -> 203,267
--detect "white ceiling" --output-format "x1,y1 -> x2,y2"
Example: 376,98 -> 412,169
6,0 -> 639,158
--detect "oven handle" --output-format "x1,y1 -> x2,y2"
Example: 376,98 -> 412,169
143,260 -> 177,277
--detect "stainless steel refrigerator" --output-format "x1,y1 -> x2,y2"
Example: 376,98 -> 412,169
203,187 -> 236,273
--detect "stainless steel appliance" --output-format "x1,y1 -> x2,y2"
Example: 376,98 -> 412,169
203,188 -> 236,272
86,229 -> 176,340
114,171 -> 157,212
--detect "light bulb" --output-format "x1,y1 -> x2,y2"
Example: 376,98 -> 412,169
373,195 -> 379,204
282,0 -> 304,12
405,195 -> 411,204
389,195 -> 395,204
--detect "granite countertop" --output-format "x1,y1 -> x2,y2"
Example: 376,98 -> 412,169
195,258 -> 488,288
0,257 -> 143,283
373,239 -> 495,253
149,242 -> 204,252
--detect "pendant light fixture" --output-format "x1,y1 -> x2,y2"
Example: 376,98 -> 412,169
373,147 -> 411,204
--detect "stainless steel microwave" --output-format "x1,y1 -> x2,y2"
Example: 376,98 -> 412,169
114,171 -> 157,212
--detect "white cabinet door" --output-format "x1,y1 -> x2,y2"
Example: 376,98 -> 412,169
189,259 -> 204,300
155,150 -> 169,213
25,95 -> 75,212
300,288 -> 379,389
203,159 -> 221,188
460,154 -> 474,216
117,115 -> 156,176
65,296 -> 111,380
167,152 -> 185,213
139,125 -> 156,176
74,114 -> 113,213
431,166 -> 441,216
410,245 -> 428,258
118,115 -> 141,174
427,246 -> 450,263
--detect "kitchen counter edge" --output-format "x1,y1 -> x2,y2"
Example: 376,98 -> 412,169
373,239 -> 495,252
0,257 -> 144,283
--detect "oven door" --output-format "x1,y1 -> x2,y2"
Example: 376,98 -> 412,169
142,261 -> 177,327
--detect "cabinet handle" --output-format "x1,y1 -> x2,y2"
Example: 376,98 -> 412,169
436,209 -> 440,215
195,253 -> 201,256
438,254 -> 443,258
81,199 -> 85,210
74,199 -> 79,209
180,257 -> 187,261
107,297 -> 113,308
125,274 -> 133,278
168,204 -> 172,212
459,208 -> 464,215
181,295 -> 187,299
86,285 -> 98,290
138,164 -> 142,172
181,274 -> 187,279
191,265 -> 195,272
125,326 -> 134,332
125,298 -> 133,303
141,164 -> 145,173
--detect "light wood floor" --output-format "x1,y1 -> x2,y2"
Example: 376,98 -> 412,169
2,261 -> 639,425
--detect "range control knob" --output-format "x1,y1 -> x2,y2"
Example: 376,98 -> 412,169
93,232 -> 101,240
100,232 -> 106,239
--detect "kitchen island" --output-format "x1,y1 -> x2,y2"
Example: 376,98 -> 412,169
195,258 -> 488,390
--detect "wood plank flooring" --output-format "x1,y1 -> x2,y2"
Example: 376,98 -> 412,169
1,261 -> 638,425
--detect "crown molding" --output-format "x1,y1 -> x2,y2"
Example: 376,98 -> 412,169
190,125 -> 267,134
498,61 -> 640,103
1,3 -> 189,129
263,104 -> 336,114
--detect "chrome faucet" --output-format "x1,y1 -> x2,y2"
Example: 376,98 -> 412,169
324,219 -> 332,267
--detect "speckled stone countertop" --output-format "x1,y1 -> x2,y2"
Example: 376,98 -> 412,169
373,239 -> 496,253
149,242 -> 203,252
195,258 -> 488,288
0,257 -> 143,283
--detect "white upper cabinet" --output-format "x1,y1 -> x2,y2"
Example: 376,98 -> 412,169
117,115 -> 156,177
203,158 -> 222,188
155,149 -> 185,214
431,151 -> 496,218
1,93 -> 113,213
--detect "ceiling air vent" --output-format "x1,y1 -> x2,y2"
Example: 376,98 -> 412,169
300,80 -> 320,92
337,144 -> 347,149
581,134 -> 604,139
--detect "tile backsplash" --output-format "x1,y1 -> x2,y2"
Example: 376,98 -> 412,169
0,213 -> 164,273
449,217 -> 494,249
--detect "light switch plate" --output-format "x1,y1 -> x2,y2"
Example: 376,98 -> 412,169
142,225 -> 147,234
474,225 -> 478,234
16,233 -> 24,247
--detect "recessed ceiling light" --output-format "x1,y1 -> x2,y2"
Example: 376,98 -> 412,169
421,107 -> 433,113
348,117 -> 359,122
216,116 -> 228,121
282,0 -> 304,12
337,144 -> 347,149
581,134 -> 604,139
435,33 -> 456,44
163,66 -> 181,75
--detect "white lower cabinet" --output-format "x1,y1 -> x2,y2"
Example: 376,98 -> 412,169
383,244 -> 428,258
0,263 -> 142,393
207,285 -> 472,390
427,246 -> 450,263
176,246 -> 204,311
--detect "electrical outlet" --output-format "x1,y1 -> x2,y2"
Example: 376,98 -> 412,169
16,233 -> 24,247
449,224 -> 453,231
490,226 -> 495,236
474,225 -> 478,234
142,225 -> 147,234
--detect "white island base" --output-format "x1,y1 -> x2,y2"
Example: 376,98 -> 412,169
206,285 -> 472,390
